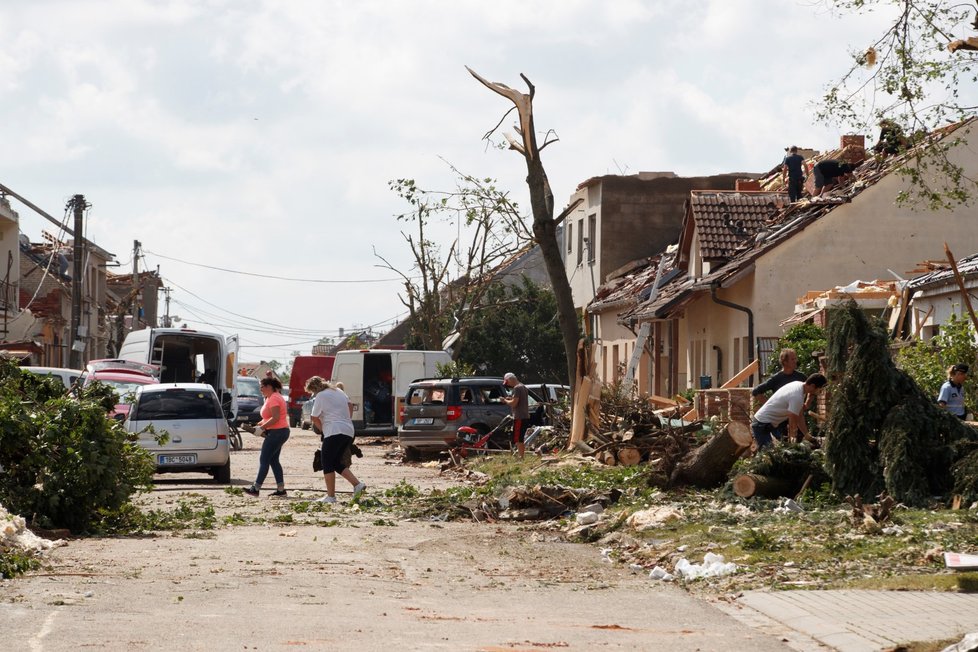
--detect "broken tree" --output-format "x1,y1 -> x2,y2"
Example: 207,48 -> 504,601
825,301 -> 978,505
466,67 -> 581,391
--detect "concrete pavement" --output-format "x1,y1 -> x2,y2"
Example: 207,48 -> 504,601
717,589 -> 978,651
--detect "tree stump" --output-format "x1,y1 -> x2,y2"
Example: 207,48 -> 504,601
669,421 -> 752,488
617,446 -> 642,466
599,450 -> 617,466
732,473 -> 796,498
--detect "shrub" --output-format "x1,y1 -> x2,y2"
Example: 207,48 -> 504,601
0,359 -> 156,533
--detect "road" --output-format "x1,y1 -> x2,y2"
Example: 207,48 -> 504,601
0,427 -> 789,651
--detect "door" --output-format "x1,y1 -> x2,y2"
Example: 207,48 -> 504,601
332,354 -> 364,427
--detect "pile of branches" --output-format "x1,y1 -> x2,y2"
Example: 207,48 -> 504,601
825,301 -> 978,505
727,443 -> 830,499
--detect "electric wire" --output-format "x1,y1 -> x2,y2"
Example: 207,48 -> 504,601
145,249 -> 404,283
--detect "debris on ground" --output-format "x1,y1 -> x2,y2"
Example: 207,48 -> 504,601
464,484 -> 620,523
674,552 -> 737,580
626,506 -> 683,531
1,503 -> 65,553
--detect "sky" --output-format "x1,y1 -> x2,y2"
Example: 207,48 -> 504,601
0,0 -> 946,364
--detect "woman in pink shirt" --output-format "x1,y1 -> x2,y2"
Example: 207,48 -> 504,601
244,377 -> 290,497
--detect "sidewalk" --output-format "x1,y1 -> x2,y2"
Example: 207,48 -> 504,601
716,589 -> 978,651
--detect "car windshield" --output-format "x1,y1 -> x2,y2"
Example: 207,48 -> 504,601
237,378 -> 261,398
133,390 -> 222,420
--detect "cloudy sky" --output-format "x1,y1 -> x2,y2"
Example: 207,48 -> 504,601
0,0 -> 946,363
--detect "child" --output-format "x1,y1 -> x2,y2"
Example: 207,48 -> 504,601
938,364 -> 969,420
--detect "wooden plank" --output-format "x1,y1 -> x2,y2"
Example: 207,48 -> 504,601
720,359 -> 759,389
944,243 -> 978,335
648,394 -> 680,408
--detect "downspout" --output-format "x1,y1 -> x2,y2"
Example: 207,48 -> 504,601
710,283 -> 754,368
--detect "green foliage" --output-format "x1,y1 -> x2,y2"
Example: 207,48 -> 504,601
896,314 -> 978,413
819,1 -> 978,208
824,302 -> 978,505
435,360 -> 476,378
95,496 -> 217,534
455,278 -> 565,381
0,359 -> 156,533
770,323 -> 826,377
0,548 -> 40,579
742,528 -> 779,551
732,443 -> 831,492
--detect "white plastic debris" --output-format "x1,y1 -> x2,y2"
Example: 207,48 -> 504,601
600,548 -> 613,563
649,566 -> 675,581
626,506 -> 682,531
674,552 -> 737,580
576,511 -> 599,525
774,498 -> 804,513
580,502 -> 604,515
941,632 -> 978,652
881,525 -> 905,536
0,502 -> 64,553
628,563 -> 644,573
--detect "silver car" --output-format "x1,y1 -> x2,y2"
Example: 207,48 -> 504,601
126,383 -> 232,483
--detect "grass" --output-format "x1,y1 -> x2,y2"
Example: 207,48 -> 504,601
0,549 -> 41,579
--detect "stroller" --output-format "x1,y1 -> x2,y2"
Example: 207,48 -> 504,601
453,414 -> 514,458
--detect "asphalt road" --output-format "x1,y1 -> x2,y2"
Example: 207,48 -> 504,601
0,429 -> 790,651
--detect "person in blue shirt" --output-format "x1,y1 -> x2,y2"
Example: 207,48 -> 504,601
782,146 -> 805,202
938,364 -> 969,420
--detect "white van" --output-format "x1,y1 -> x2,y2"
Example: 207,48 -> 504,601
118,327 -> 239,419
330,349 -> 451,435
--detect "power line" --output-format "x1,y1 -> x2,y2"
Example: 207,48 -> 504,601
146,249 -> 405,283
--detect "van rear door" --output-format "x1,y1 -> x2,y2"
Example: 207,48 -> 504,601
225,335 -> 239,419
331,354 -> 364,428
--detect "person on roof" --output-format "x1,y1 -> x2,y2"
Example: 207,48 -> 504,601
811,159 -> 855,196
781,146 -> 806,202
872,119 -> 908,158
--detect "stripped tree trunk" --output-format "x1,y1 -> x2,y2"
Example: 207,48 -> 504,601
669,421 -> 753,488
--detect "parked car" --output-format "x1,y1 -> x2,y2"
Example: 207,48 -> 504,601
82,359 -> 160,420
234,376 -> 263,428
525,383 -> 571,425
22,366 -> 83,390
288,355 -> 334,427
398,376 -> 528,458
125,383 -> 232,483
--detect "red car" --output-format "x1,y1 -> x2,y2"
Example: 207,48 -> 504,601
82,359 -> 160,420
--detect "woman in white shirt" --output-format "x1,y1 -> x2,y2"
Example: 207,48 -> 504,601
307,377 -> 365,503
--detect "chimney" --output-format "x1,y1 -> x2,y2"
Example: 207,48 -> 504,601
840,134 -> 867,164
841,135 -> 865,149
735,179 -> 761,191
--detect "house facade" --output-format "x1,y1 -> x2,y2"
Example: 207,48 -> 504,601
612,120 -> 978,395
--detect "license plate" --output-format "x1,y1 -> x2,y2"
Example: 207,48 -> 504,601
413,418 -> 434,425
159,454 -> 197,465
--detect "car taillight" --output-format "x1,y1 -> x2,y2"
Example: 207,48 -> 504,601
399,404 -> 407,423
446,405 -> 462,421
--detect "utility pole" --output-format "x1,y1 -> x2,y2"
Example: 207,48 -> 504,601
131,239 -> 141,330
68,195 -> 87,368
161,287 -> 172,327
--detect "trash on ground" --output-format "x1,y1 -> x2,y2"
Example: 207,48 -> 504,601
674,552 -> 737,580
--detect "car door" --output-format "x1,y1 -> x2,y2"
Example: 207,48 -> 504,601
224,334 -> 239,419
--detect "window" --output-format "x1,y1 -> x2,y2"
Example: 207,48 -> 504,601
587,214 -> 596,264
567,221 -> 573,253
576,219 -> 584,266
134,390 -> 222,420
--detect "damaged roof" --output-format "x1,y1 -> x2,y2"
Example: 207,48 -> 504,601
686,191 -> 789,261
908,251 -> 978,291
617,117 -> 978,324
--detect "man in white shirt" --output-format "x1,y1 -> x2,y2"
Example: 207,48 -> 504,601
751,373 -> 827,449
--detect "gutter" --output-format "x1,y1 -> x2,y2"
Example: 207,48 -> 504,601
710,284 -> 754,366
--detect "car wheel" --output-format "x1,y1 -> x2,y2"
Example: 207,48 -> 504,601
403,446 -> 421,462
213,459 -> 232,484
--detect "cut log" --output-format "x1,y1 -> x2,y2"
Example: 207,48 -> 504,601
669,422 -> 753,488
732,473 -> 796,498
567,376 -> 593,448
617,446 -> 642,466
599,450 -> 617,466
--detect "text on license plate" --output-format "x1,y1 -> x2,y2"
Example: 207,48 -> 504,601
413,418 -> 434,425
159,454 -> 197,465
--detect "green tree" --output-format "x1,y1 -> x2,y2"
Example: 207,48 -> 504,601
377,167 -> 533,353
820,0 -> 978,208
0,360 -> 156,532
453,278 -> 565,382
896,313 -> 978,411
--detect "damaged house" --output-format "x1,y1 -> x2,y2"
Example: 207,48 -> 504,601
590,119 -> 978,395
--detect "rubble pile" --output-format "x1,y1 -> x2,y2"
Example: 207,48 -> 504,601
1,502 -> 64,554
